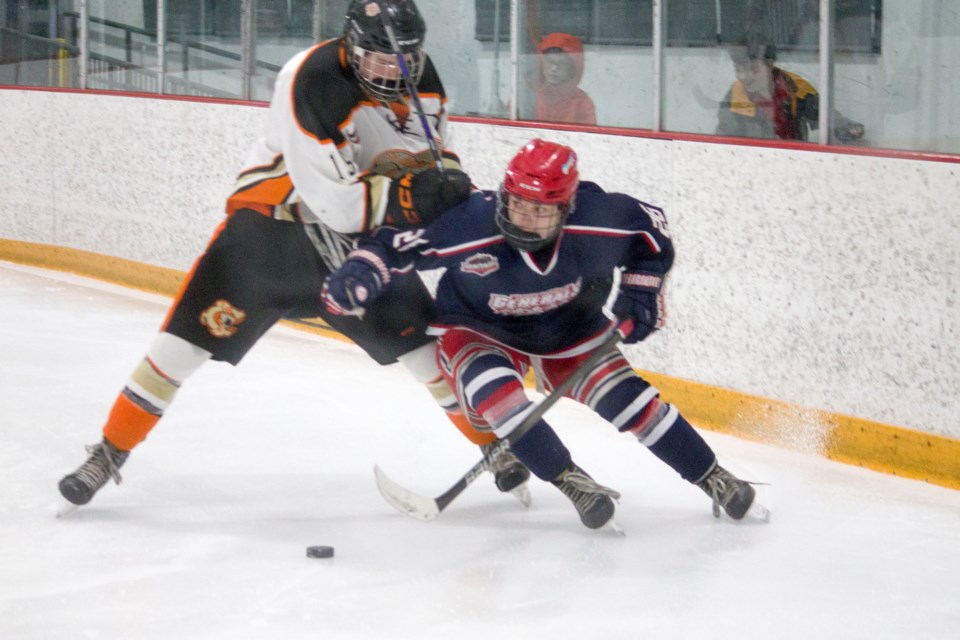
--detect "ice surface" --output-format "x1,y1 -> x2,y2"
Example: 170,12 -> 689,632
1,261 -> 958,640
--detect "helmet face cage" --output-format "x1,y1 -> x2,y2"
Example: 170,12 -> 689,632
495,139 -> 579,252
351,47 -> 425,102
496,188 -> 575,252
344,0 -> 426,102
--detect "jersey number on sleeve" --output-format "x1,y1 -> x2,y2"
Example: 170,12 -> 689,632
392,229 -> 428,252
639,202 -> 671,238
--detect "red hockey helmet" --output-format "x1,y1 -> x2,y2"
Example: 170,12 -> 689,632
496,139 -> 579,251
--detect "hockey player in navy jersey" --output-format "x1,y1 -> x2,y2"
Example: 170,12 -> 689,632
58,0 -> 530,509
324,138 -> 758,529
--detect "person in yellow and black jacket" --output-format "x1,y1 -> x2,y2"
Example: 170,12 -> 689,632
716,31 -> 864,143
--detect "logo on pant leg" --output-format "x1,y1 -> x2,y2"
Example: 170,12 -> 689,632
200,299 -> 247,338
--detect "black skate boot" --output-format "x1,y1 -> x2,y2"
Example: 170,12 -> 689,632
481,441 -> 531,493
550,463 -> 620,529
58,438 -> 130,506
697,462 -> 756,520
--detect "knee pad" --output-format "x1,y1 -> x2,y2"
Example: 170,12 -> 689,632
146,332 -> 211,381
576,359 -> 667,438
438,340 -> 528,438
569,350 -> 639,410
397,342 -> 460,412
621,395 -> 679,447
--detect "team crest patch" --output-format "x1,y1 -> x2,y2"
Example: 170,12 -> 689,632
460,253 -> 499,277
200,299 -> 247,338
370,149 -> 436,178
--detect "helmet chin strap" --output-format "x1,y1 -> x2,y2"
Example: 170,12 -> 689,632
496,215 -> 562,253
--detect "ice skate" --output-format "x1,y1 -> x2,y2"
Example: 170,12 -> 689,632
697,462 -> 756,520
551,463 -> 620,530
58,438 -> 129,506
481,441 -> 532,506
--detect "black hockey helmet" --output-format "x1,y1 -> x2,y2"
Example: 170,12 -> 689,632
343,0 -> 426,102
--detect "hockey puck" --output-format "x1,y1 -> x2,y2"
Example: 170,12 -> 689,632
306,545 -> 335,559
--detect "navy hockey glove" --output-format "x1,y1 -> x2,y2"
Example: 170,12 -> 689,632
383,167 -> 471,228
612,271 -> 666,344
322,251 -> 390,317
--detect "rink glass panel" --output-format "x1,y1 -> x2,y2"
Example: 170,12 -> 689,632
0,1 -> 957,154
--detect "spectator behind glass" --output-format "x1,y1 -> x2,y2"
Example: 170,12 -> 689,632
535,32 -> 597,125
717,31 -> 865,143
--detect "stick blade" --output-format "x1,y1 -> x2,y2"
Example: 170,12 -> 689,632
373,465 -> 440,522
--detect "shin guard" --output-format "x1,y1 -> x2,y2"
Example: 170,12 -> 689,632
102,390 -> 162,452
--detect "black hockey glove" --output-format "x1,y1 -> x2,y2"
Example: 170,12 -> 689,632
383,167 -> 471,228
321,250 -> 390,317
612,271 -> 666,344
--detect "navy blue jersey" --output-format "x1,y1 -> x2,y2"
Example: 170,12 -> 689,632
358,182 -> 675,355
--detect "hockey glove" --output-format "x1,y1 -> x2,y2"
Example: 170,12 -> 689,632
383,167 -> 471,228
321,251 -> 390,317
612,271 -> 666,344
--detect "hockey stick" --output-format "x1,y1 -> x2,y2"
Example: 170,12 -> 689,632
374,458 -> 488,522
375,1 -> 446,174
374,322 -> 632,520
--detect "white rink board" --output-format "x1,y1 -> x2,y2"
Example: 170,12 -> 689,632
1,89 -> 957,440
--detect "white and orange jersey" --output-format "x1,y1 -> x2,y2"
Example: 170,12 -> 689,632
226,39 -> 461,236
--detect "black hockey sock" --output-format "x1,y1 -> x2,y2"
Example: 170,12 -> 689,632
645,414 -> 716,483
509,419 -> 571,481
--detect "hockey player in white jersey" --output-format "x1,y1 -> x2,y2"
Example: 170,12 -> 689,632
58,0 -> 530,508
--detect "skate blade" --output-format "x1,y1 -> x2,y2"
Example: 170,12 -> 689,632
55,500 -> 79,518
605,518 -> 626,536
746,500 -> 771,523
510,483 -> 532,508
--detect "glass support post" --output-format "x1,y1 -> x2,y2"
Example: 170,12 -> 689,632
78,0 -> 88,89
509,0 -> 518,120
652,0 -> 664,131
818,0 -> 833,144
48,0 -> 58,39
157,0 -> 166,94
241,0 -> 254,101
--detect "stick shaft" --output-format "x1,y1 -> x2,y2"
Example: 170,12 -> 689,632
506,323 -> 629,446
375,2 -> 445,172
